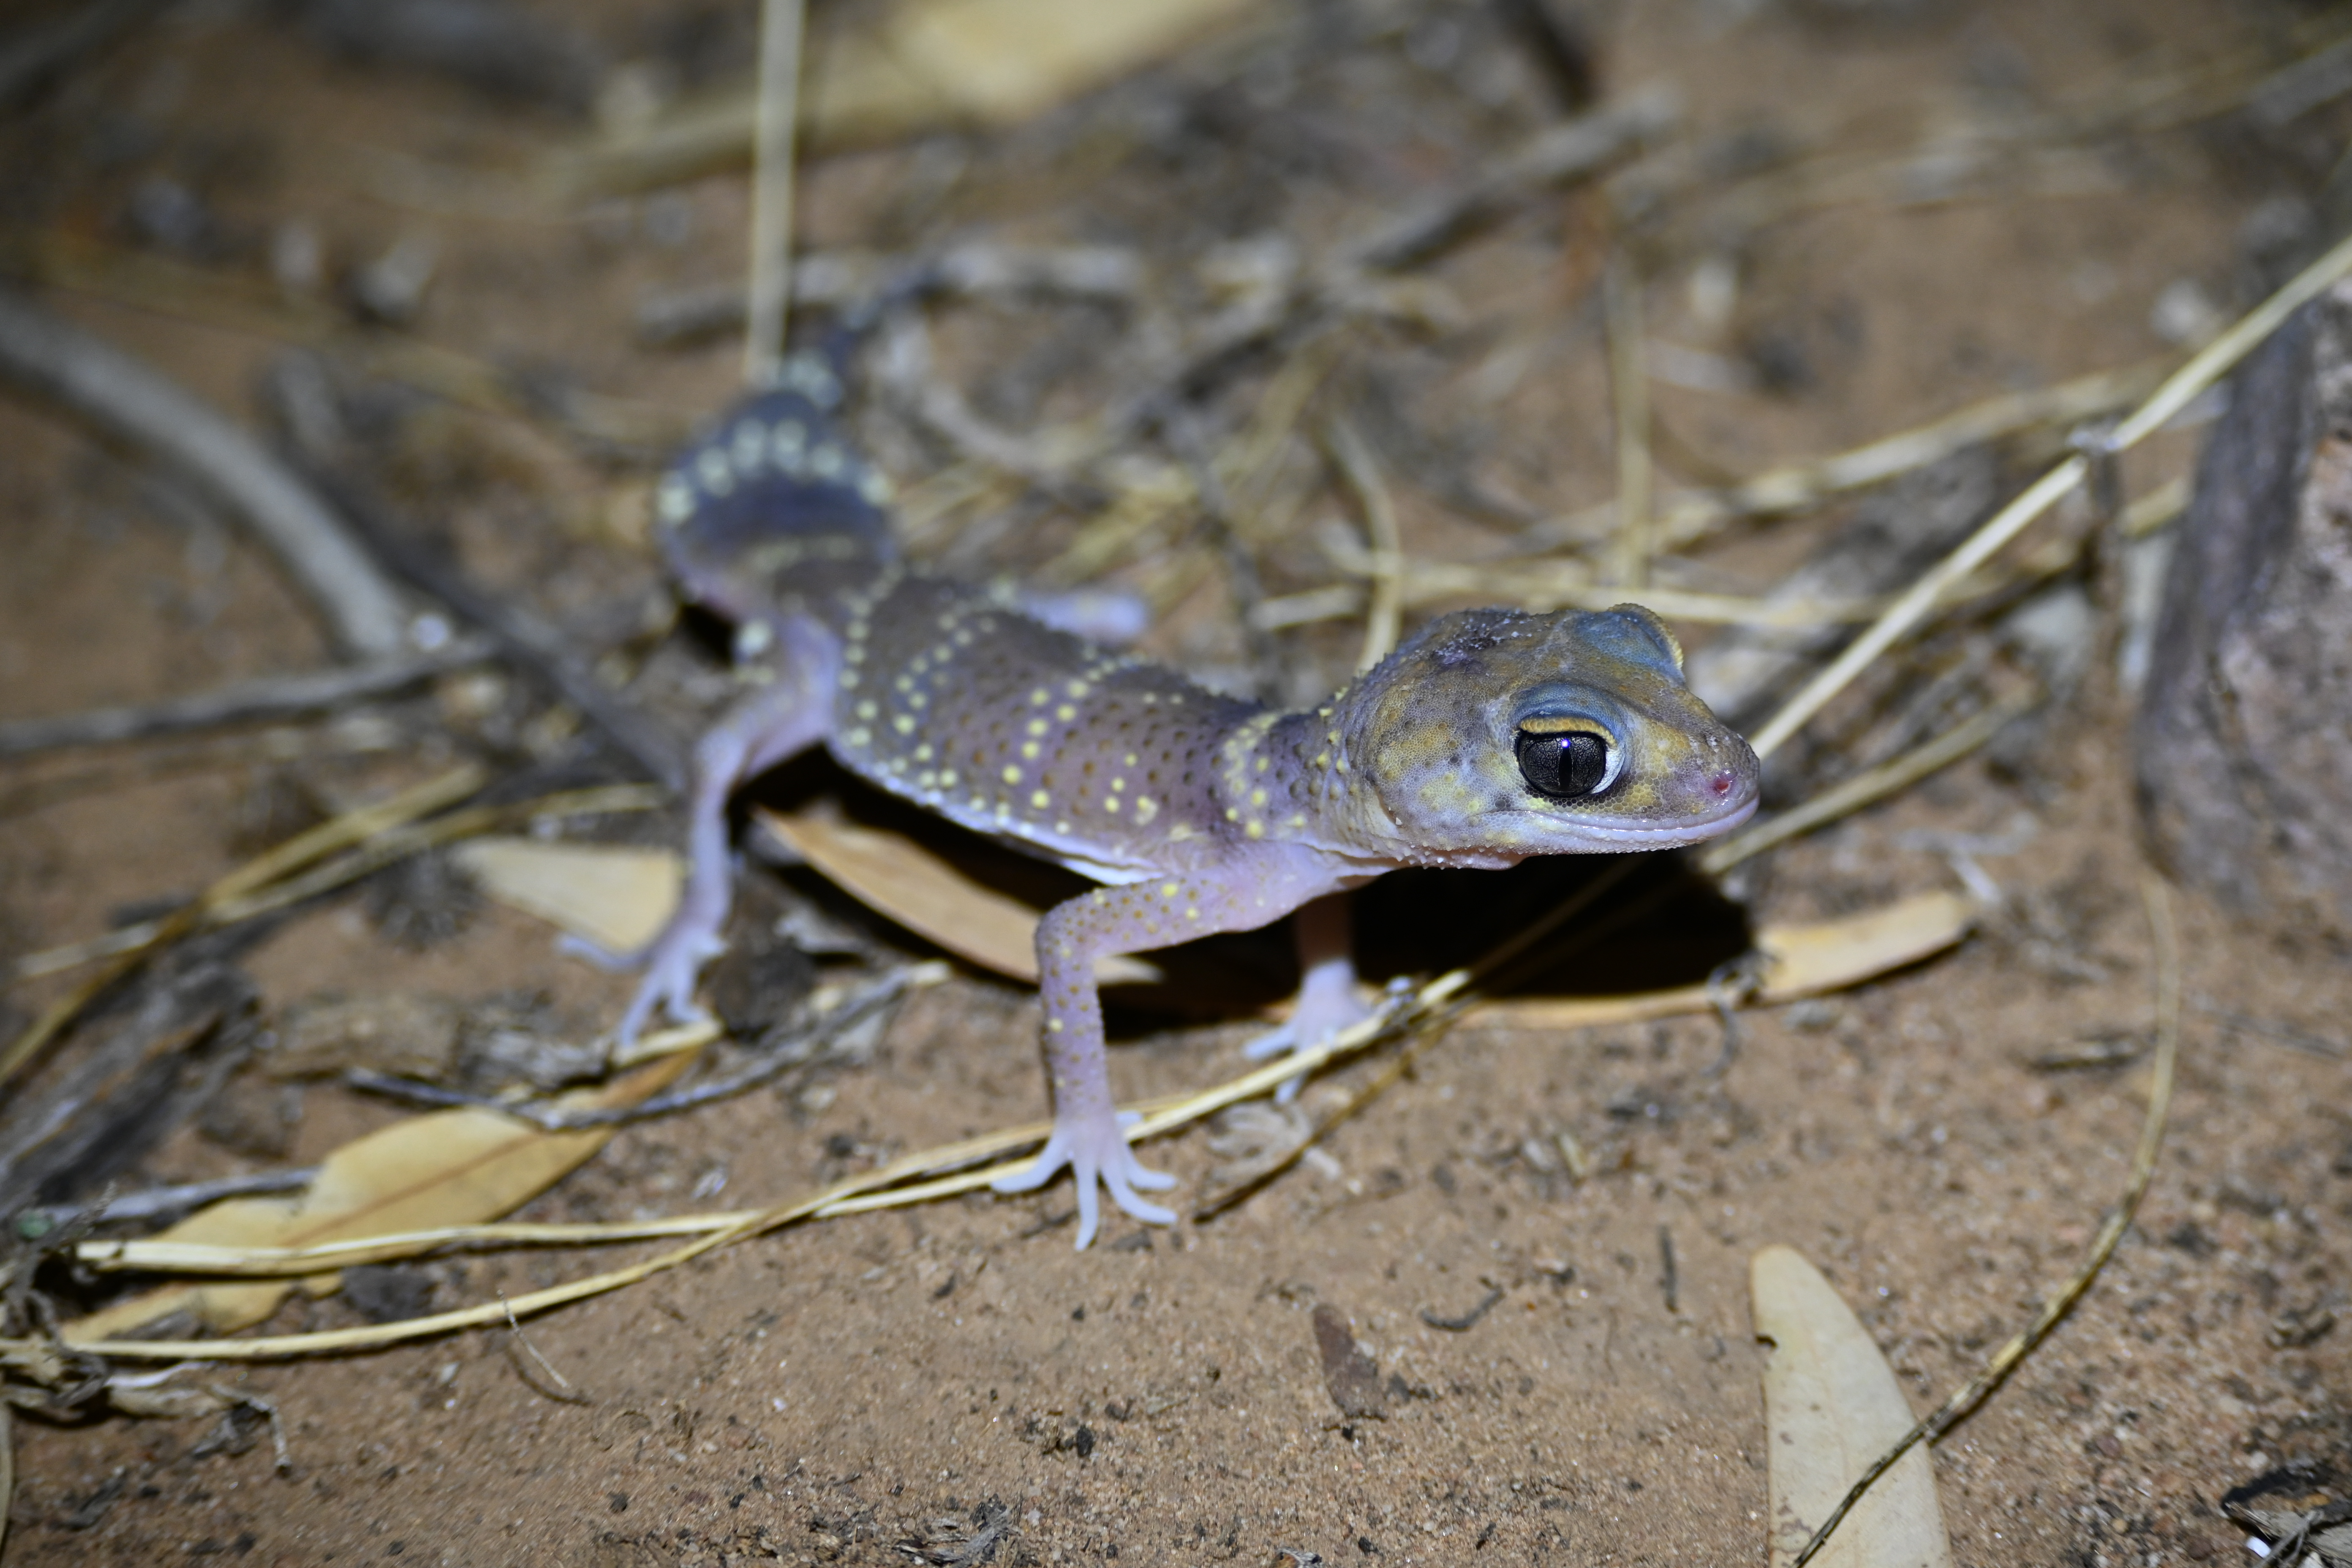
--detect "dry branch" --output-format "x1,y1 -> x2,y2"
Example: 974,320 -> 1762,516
0,283 -> 410,657
0,637 -> 494,759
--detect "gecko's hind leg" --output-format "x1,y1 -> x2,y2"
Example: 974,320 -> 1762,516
580,620 -> 838,1049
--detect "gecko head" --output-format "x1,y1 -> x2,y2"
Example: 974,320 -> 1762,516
1337,604 -> 1759,862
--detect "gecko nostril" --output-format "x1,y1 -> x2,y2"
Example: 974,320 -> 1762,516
1708,771 -> 1736,797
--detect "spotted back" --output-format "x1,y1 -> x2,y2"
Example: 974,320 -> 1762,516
824,571 -> 1263,880
651,350 -> 898,623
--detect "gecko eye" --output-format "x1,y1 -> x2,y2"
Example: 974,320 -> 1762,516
1515,724 -> 1617,801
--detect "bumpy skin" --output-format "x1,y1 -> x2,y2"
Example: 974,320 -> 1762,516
612,359 -> 1762,1248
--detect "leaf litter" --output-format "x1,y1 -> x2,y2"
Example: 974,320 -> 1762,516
0,3 -> 2342,1568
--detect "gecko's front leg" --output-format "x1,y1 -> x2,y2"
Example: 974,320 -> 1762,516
1241,893 -> 1376,1102
573,619 -> 837,1048
993,855 -> 1339,1248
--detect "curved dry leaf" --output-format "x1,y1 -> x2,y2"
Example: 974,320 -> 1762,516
1470,889 -> 1974,1030
61,1051 -> 696,1342
452,837 -> 681,956
755,807 -> 1160,985
1752,1244 -> 1954,1568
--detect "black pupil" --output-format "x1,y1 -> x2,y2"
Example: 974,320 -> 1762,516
1516,730 -> 1610,800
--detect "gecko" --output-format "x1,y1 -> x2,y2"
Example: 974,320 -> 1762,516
593,349 -> 1762,1248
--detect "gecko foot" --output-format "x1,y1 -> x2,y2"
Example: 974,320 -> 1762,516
1241,980 -> 1375,1103
562,927 -> 724,1050
992,1110 -> 1176,1250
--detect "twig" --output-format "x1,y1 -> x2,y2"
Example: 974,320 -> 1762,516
1165,408 -> 1282,700
1525,359 -> 2168,553
0,637 -> 493,759
22,1168 -> 317,1232
309,472 -> 685,792
1337,87 -> 1680,274
1603,246 -> 1653,590
1321,416 -> 1404,671
501,1296 -> 590,1404
1749,227 -> 2352,760
0,283 -> 410,657
1420,1287 -> 1506,1331
351,966 -> 926,1131
743,0 -> 806,386
1698,686 -> 2043,874
1788,870 -> 2181,1567
1109,92 -> 1676,446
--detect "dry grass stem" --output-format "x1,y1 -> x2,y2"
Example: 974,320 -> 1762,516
1603,246 -> 1653,589
1697,686 -> 2043,875
1750,226 -> 2352,760
1321,415 -> 1404,670
1531,359 -> 2167,553
11,782 -> 660,983
0,764 -> 487,1086
743,0 -> 806,386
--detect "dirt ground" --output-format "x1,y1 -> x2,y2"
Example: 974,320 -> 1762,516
3,0 -> 2351,1563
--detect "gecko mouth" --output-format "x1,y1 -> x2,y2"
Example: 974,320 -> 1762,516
1563,791 -> 1761,845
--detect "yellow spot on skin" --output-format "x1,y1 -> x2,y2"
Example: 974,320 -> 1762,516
847,728 -> 871,746
1048,1018 -> 1063,1033
1161,883 -> 1179,898
1166,822 -> 1194,841
1134,798 -> 1158,825
1103,797 -> 1120,813
1250,788 -> 1267,807
893,715 -> 915,734
1110,778 -> 1124,792
1002,765 -> 1022,784
1067,680 -> 1088,698
1021,741 -> 1041,760
1030,688 -> 1051,706
856,701 -> 877,720
1246,821 -> 1265,839
1288,814 -> 1307,828
1186,906 -> 1200,920
914,744 -> 934,762
1056,705 -> 1077,721
942,770 -> 959,787
1123,753 -> 1138,767
1031,790 -> 1051,809
1028,718 -> 1050,737
1255,757 -> 1269,773
1055,820 -> 1070,833
1224,807 -> 1240,822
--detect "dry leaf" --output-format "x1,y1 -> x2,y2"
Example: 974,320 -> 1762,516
61,1052 -> 695,1341
555,0 -> 1258,195
1469,890 -> 1975,1029
1752,1244 -> 1955,1568
890,0 -> 1255,125
452,837 -> 680,955
756,808 -> 1161,985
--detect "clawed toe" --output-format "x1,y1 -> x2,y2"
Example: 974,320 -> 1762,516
992,1115 -> 1179,1248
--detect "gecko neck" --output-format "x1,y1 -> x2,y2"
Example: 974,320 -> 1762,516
1212,700 -> 1505,870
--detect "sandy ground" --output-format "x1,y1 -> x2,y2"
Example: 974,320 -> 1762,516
2,0 -> 2349,1563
